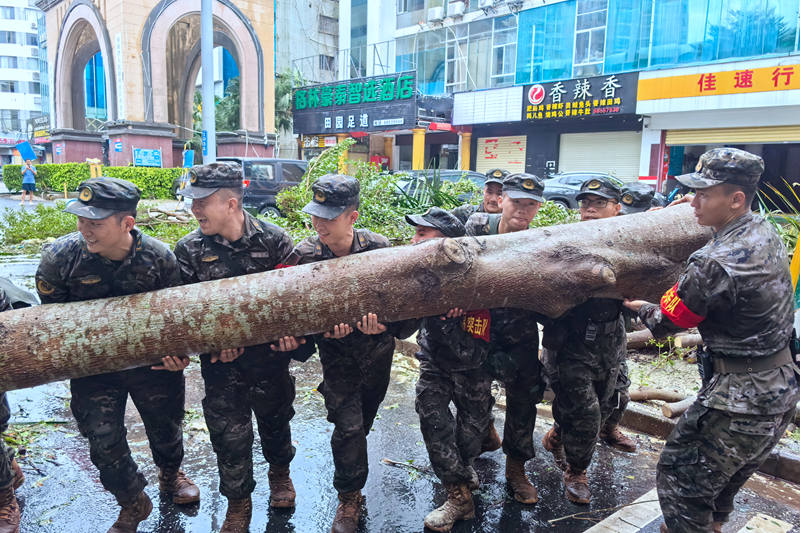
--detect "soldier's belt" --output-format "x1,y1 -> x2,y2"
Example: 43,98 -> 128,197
712,345 -> 792,374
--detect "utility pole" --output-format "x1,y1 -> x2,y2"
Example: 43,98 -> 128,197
201,0 -> 216,163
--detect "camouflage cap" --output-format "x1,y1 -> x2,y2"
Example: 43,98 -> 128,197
676,147 -> 764,190
484,168 -> 509,186
64,177 -> 140,220
502,173 -> 544,202
576,176 -> 622,202
181,162 -> 243,199
620,182 -> 656,214
302,174 -> 360,220
405,207 -> 466,238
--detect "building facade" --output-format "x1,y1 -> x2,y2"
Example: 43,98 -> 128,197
293,0 -> 800,189
0,0 -> 47,164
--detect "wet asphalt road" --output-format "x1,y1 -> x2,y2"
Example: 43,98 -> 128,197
1,231 -> 799,532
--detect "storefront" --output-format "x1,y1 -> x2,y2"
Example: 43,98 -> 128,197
292,71 -> 454,170
453,72 -> 642,181
637,57 -> 800,196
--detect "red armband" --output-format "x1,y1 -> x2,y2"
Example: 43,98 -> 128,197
660,283 -> 705,328
461,309 -> 491,342
274,263 -> 294,269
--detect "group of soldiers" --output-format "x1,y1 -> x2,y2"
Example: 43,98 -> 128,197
0,146 -> 798,533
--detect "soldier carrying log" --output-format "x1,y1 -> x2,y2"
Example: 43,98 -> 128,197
625,148 -> 800,533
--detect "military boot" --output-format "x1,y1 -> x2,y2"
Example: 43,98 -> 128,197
480,423 -> 502,454
331,490 -> 363,533
423,483 -> 475,532
0,485 -> 20,533
10,460 -> 23,491
268,464 -> 296,508
599,423 -> 637,453
107,491 -> 152,533
564,466 -> 591,504
542,426 -> 567,471
505,457 -> 539,504
158,468 -> 200,504
220,496 -> 252,533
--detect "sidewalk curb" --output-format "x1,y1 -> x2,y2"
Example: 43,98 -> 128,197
394,339 -> 800,486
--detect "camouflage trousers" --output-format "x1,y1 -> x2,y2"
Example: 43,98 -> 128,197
0,392 -> 13,490
484,348 -> 545,461
551,359 -> 619,470
70,366 -> 186,505
658,402 -> 795,532
602,360 -> 631,428
319,345 -> 393,494
200,349 -> 296,500
415,361 -> 493,484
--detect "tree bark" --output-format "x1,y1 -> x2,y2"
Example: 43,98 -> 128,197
0,204 -> 711,391
629,387 -> 686,403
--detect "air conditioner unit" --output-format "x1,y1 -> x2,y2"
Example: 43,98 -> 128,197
427,6 -> 444,22
478,0 -> 494,8
448,1 -> 465,17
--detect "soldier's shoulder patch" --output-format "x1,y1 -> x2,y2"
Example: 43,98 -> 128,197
201,255 -> 219,262
36,279 -> 55,295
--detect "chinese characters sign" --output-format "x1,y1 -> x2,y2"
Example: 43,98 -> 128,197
522,73 -> 638,122
638,63 -> 800,100
293,72 -> 418,134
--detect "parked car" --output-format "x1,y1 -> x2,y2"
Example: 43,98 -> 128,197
395,169 -> 487,203
542,172 -> 625,209
173,157 -> 308,216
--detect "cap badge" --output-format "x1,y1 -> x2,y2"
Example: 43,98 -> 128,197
695,161 -> 703,172
493,170 -> 503,177
190,173 -> 198,184
314,191 -> 326,203
622,194 -> 634,205
522,179 -> 535,190
79,187 -> 93,202
587,180 -> 601,190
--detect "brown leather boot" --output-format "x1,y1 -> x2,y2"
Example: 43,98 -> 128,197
331,490 -> 363,533
599,424 -> 637,453
268,464 -> 296,508
10,460 -> 23,491
505,457 -> 539,504
480,423 -> 502,454
564,466 -> 591,504
0,486 -> 20,533
158,468 -> 200,504
220,497 -> 252,533
423,483 -> 475,532
107,491 -> 152,533
541,426 -> 567,471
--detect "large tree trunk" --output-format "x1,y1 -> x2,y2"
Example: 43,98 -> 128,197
0,205 -> 710,391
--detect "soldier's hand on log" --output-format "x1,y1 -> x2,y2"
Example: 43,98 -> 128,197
441,308 -> 465,320
270,336 -> 306,352
356,313 -> 388,335
212,347 -> 245,363
623,299 -> 647,313
324,323 -> 353,339
152,355 -> 191,371
667,194 -> 694,207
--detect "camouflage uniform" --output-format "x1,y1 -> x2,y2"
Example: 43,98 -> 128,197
35,179 -> 187,507
406,208 -> 493,485
174,211 -> 311,500
465,173 -> 548,463
450,168 -> 507,224
543,177 -> 627,472
293,175 -> 417,495
638,148 -> 800,532
0,290 -> 13,492
0,280 -> 36,491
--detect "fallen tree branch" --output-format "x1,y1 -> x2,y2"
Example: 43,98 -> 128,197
381,458 -> 435,476
629,387 -> 686,403
662,396 -> 697,418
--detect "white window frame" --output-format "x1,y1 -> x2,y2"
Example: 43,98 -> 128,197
572,0 -> 608,78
